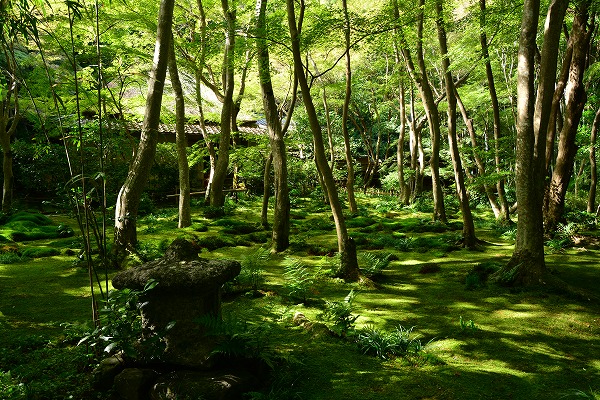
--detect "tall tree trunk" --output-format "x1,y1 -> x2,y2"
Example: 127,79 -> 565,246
408,87 -> 424,200
480,0 -> 510,221
256,0 -> 290,252
397,0 -> 446,221
322,88 -> 335,170
209,0 -> 236,207
0,39 -> 19,213
114,0 -> 174,257
587,107 -> 600,213
261,151 -> 273,229
455,89 -> 501,218
286,0 -> 359,281
168,37 -> 191,228
544,2 -> 591,231
341,0 -> 357,213
436,0 -> 476,248
397,78 -> 410,205
496,0 -> 567,285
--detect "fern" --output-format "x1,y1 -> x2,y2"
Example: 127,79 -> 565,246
283,257 -> 318,302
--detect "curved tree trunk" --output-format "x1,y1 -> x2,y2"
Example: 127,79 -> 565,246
168,37 -> 191,228
114,0 -> 175,258
397,0 -> 446,221
397,78 -> 410,205
286,0 -> 359,281
256,0 -> 290,252
341,0 -> 357,213
209,0 -> 236,207
587,107 -> 600,213
544,2 -> 591,232
480,0 -> 510,221
455,89 -> 501,218
436,0 -> 476,248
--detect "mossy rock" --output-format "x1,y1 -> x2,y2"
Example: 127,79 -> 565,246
21,247 -> 61,258
195,235 -> 236,251
5,211 -> 54,226
465,262 -> 500,290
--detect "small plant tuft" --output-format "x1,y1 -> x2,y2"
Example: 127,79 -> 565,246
356,324 -> 423,359
359,252 -> 391,278
459,316 -> 479,333
319,290 -> 359,337
283,257 -> 319,303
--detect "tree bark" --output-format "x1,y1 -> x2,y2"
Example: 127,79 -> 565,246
436,0 -> 476,248
286,0 -> 359,281
497,0 -> 567,285
114,0 -> 174,257
256,0 -> 290,252
480,0 -> 510,221
168,37 -> 191,228
261,151 -> 273,229
455,89 -> 501,218
397,78 -> 410,205
587,107 -> 600,213
544,2 -> 591,231
397,0 -> 446,221
0,39 -> 19,213
341,0 -> 357,213
209,0 -> 236,207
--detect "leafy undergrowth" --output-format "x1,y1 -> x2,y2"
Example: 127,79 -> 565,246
1,194 -> 599,399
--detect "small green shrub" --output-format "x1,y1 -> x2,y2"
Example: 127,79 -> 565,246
213,218 -> 260,234
465,262 -> 499,290
359,252 -> 391,278
346,216 -> 377,229
0,252 -> 26,264
21,247 -> 61,258
0,370 -> 27,400
195,235 -> 236,251
357,324 -> 423,359
79,280 -> 170,361
319,290 -> 359,337
283,258 -> 319,302
191,222 -> 209,232
459,316 -> 478,333
5,211 -> 53,226
237,247 -> 270,291
203,206 -> 225,219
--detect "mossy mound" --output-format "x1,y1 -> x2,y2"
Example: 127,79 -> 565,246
0,212 -> 74,242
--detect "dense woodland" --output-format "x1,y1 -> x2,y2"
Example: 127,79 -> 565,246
0,0 -> 600,398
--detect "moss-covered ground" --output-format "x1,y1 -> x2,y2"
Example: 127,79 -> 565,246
1,193 -> 599,399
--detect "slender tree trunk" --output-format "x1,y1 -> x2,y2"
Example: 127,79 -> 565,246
114,0 -> 174,257
397,0 -> 446,221
587,107 -> 600,213
209,0 -> 236,207
455,89 -> 501,217
436,0 -> 476,247
286,0 -> 359,281
497,0 -> 567,285
256,0 -> 290,252
322,88 -> 335,170
0,39 -> 19,213
261,151 -> 273,229
544,1 -> 591,231
193,71 -> 217,203
341,0 -> 357,213
397,78 -> 410,205
480,0 -> 510,221
168,38 -> 191,228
